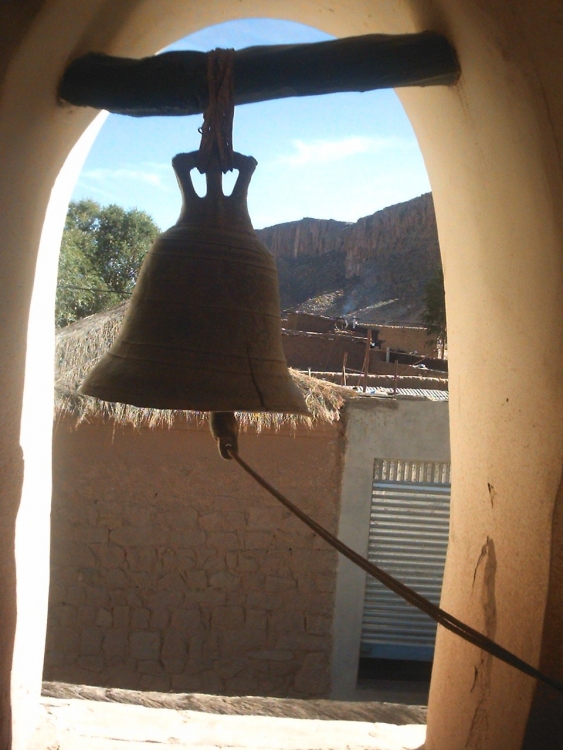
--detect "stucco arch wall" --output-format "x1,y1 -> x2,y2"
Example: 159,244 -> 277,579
1,2 -> 563,749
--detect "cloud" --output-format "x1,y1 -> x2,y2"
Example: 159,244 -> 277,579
78,162 -> 171,193
279,135 -> 409,167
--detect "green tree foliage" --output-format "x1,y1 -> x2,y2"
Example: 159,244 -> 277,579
56,200 -> 160,327
422,266 -> 447,357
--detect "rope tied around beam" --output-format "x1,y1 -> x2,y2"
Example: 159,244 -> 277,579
197,48 -> 235,173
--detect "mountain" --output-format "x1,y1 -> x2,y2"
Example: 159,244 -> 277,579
256,193 -> 441,325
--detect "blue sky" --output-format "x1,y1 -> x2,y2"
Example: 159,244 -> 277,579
72,19 -> 430,231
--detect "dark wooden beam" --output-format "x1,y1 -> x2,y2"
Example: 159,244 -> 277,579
59,32 -> 459,117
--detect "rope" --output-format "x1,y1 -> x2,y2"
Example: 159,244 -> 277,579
227,447 -> 563,696
197,48 -> 235,174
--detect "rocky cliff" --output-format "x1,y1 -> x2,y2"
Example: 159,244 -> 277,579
256,193 -> 440,325
258,217 -> 349,259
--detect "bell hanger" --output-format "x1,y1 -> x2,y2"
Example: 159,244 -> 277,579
80,49 -> 308,416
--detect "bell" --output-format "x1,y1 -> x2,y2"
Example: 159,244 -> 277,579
80,151 -> 309,415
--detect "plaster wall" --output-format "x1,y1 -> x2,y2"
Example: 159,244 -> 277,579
1,2 -> 563,749
45,419 -> 342,697
331,397 -> 450,698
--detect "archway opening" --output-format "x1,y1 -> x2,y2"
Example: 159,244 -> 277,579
46,16 -> 444,710
8,4 -> 562,750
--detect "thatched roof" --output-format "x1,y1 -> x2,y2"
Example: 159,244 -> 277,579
55,303 -> 348,430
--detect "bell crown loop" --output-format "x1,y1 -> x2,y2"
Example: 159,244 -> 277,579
173,151 -> 257,234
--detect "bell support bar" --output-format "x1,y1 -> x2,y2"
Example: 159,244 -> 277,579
58,32 -> 459,117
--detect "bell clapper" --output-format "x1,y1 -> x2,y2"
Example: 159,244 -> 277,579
209,411 -> 239,460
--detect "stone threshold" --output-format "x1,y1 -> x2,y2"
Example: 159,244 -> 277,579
42,680 -> 427,725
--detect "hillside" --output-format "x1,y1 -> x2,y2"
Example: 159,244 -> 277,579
256,193 -> 440,325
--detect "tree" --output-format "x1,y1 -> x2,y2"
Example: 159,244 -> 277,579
422,266 -> 447,358
56,200 -> 160,327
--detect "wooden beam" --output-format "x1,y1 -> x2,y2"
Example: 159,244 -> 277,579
59,32 -> 459,117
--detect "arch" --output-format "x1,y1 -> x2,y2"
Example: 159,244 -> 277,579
1,3 -> 563,749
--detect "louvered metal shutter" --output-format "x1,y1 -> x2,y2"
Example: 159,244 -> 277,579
360,458 -> 451,661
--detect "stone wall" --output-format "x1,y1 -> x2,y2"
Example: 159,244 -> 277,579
44,419 -> 343,697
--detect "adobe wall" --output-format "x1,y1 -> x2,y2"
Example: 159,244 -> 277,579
44,418 -> 343,697
282,330 -> 374,372
285,312 -> 343,334
282,330 -> 447,376
376,325 -> 437,358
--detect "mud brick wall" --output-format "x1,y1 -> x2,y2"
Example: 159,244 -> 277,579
282,330 -> 380,372
281,330 -> 443,377
376,325 -> 436,357
44,419 -> 344,697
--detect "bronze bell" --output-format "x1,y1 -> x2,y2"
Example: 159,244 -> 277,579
80,151 -> 309,415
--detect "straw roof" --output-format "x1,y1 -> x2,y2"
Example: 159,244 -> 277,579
55,303 -> 348,431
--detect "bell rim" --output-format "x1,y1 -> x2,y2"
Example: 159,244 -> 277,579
79,384 -> 311,416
